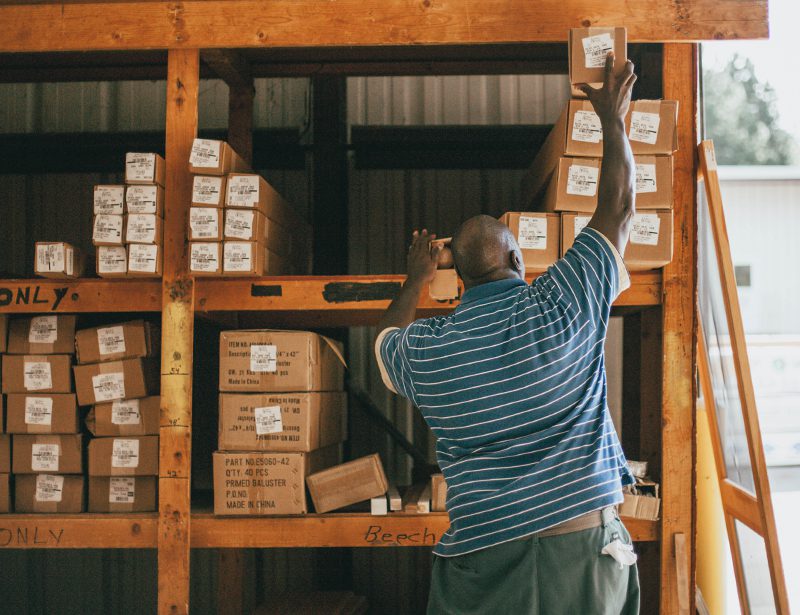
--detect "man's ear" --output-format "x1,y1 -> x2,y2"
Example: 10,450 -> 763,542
510,249 -> 525,277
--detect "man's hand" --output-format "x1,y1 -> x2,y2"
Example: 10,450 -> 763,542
407,229 -> 442,286
577,52 -> 636,127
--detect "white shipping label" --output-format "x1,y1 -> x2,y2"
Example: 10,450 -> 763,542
112,439 -> 140,468
635,163 -> 658,194
31,444 -> 60,472
192,176 -> 224,205
65,247 -> 74,276
223,242 -> 253,272
126,214 -> 158,244
35,474 -> 64,502
125,153 -> 156,182
97,325 -> 126,356
93,214 -> 123,244
109,477 -> 136,504
94,186 -> 125,215
250,344 -> 277,373
254,405 -> 283,435
25,396 -> 54,426
24,361 -> 53,391
36,244 -> 65,273
128,244 -> 159,273
629,111 -> 661,145
571,110 -> 603,143
227,176 -> 260,207
190,243 -> 220,272
573,215 -> 592,238
112,399 -> 142,425
92,372 -> 126,402
125,185 -> 159,214
566,164 -> 599,197
98,247 -> 127,274
28,315 -> 58,344
582,33 -> 614,68
225,209 -> 256,240
189,208 -> 220,239
629,214 -> 661,246
189,139 -> 222,168
517,216 -> 548,250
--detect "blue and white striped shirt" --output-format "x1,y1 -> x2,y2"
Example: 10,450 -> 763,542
376,228 -> 635,557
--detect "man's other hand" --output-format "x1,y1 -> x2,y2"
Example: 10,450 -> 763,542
576,52 -> 636,126
407,229 -> 442,285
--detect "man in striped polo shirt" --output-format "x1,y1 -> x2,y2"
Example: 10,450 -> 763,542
375,53 -> 640,614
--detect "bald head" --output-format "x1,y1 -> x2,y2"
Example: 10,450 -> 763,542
451,215 -> 525,289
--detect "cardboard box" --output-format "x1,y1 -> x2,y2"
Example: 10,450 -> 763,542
0,473 -> 10,513
265,249 -> 289,275
223,241 -> 265,276
212,445 -> 341,515
75,319 -> 160,364
189,139 -> 248,176
88,435 -> 159,476
219,330 -> 345,393
127,243 -> 162,277
189,207 -> 223,241
5,394 -> 80,434
619,478 -> 661,520
93,213 -> 125,246
73,357 -> 159,406
540,157 -> 602,213
0,314 -> 7,352
126,184 -> 165,216
560,213 -> 593,257
125,152 -> 166,186
306,454 -> 389,514
569,27 -> 627,96
218,392 -> 347,452
499,212 -> 560,271
12,434 -> 83,474
192,174 -> 227,207
96,246 -> 128,278
225,174 -> 310,234
626,100 -> 679,155
431,473 -> 447,512
86,396 -> 160,436
93,185 -> 125,215
35,242 -> 85,279
429,268 -> 459,301
0,394 -> 4,433
190,242 -> 222,276
88,476 -> 157,512
125,213 -> 163,245
225,209 -> 265,242
634,155 -> 673,210
2,354 -> 73,394
14,474 -> 85,513
0,435 -> 9,473
7,314 -> 77,354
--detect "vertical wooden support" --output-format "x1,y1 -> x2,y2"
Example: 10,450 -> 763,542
228,83 -> 254,166
159,48 -> 199,615
661,43 -> 698,615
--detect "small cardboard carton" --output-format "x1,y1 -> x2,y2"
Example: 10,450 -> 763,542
127,243 -> 162,277
626,100 -> 679,155
218,391 -> 347,452
191,174 -> 228,207
2,354 -> 73,394
540,157 -> 602,213
14,474 -> 85,513
634,155 -> 673,210
264,249 -> 289,276
75,319 -> 160,364
499,212 -> 561,271
86,396 -> 160,436
93,185 -> 125,215
225,174 -> 311,236
7,315 -> 77,355
12,434 -> 83,474
569,27 -> 627,97
96,246 -> 128,278
0,435 -> 10,473
73,357 -> 160,406
429,268 -> 460,302
619,477 -> 661,520
0,473 -> 10,513
125,152 -> 166,186
92,213 -> 125,246
5,393 -> 80,434
88,436 -> 159,476
189,139 -> 249,176
125,184 -> 165,216
224,209 -> 267,243
88,476 -> 157,512
34,242 -> 85,279
219,330 -> 346,393
212,445 -> 341,515
124,213 -> 163,245
190,242 -> 222,276
223,240 -> 266,277
306,454 -> 389,514
431,473 -> 447,512
189,207 -> 224,241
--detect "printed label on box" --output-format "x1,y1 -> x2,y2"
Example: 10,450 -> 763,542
582,33 -> 614,68
98,247 -> 127,274
93,214 -> 123,244
517,216 -> 548,250
25,396 -> 54,425
573,215 -> 592,238
566,164 -> 599,197
223,242 -> 253,272
94,186 -> 125,215
255,405 -> 283,435
109,477 -> 136,503
112,399 -> 141,425
572,110 -> 603,143
190,244 -> 220,272
128,244 -> 159,273
630,214 -> 661,246
635,163 -> 658,194
36,474 -> 64,502
126,214 -> 157,243
190,208 -> 220,239
97,325 -> 126,356
112,439 -> 140,468
227,176 -> 260,207
225,209 -> 256,240
24,361 -> 53,391
28,315 -> 58,344
65,247 -> 74,276
189,139 -> 222,168
31,443 -> 60,472
125,153 -> 156,182
192,176 -> 224,204
36,244 -> 64,273
126,185 -> 158,214
92,372 -> 126,402
629,111 -> 661,145
250,344 -> 277,373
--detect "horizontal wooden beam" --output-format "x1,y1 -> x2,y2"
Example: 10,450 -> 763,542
0,279 -> 161,313
0,1 -> 767,53
719,478 -> 763,535
0,514 -> 157,549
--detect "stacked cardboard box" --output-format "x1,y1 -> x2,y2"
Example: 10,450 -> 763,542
214,329 -> 347,515
497,212 -> 561,272
619,459 -> 661,520
34,242 -> 86,279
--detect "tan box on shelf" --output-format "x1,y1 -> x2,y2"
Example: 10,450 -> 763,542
189,242 -> 222,276
191,174 -> 227,207
189,207 -> 223,241
265,249 -> 289,275
5,393 -> 80,434
429,268 -> 459,301
7,314 -> 77,355
34,242 -> 85,279
86,396 -> 160,436
93,185 -> 125,215
219,329 -> 345,393
218,391 -> 347,452
540,157 -> 602,213
634,155 -> 673,210
125,184 -> 165,216
2,354 -> 73,394
224,209 -> 266,242
223,241 -> 265,276
212,445 -> 341,515
306,453 -> 389,514
125,213 -> 163,245
75,319 -> 160,364
12,434 -> 83,474
88,476 -> 157,512
625,100 -> 679,155
125,152 -> 166,186
569,27 -> 627,96
0,435 -> 10,473
431,473 -> 447,512
619,478 -> 661,520
127,243 -> 162,277
93,213 -> 125,246
189,139 -> 249,176
73,357 -> 160,406
96,246 -> 128,278
226,174 -> 311,234
499,212 -> 560,271
0,473 -> 10,513
14,474 -> 85,513
88,435 -> 159,476
0,314 -> 7,352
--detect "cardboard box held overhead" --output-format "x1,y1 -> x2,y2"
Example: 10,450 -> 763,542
569,27 -> 627,97
12,434 -> 84,474
306,454 -> 389,514
86,396 -> 160,436
14,474 -> 85,513
88,436 -> 159,476
5,393 -> 80,434
7,315 -> 77,355
88,476 -> 157,512
499,212 -> 560,271
75,320 -> 160,364
2,354 -> 73,394
73,357 -> 159,406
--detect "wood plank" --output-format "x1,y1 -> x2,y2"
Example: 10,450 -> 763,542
0,1 -> 767,53
0,514 -> 157,549
202,49 -> 253,90
227,83 -> 254,167
719,479 -> 762,535
0,279 -> 160,313
674,533 -> 690,615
